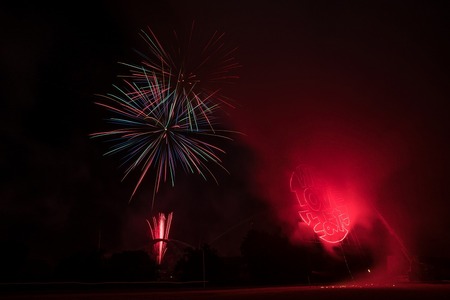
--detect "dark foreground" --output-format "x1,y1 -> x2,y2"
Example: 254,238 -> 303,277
1,282 -> 450,300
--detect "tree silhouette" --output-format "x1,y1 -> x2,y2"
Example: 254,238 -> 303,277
174,244 -> 224,284
105,250 -> 157,281
240,229 -> 310,285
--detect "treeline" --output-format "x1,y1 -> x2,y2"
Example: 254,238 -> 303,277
0,228 -> 377,285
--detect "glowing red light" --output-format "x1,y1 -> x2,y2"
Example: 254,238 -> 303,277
147,212 -> 173,264
290,165 -> 350,243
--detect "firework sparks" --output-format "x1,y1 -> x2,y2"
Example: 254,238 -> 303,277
120,22 -> 241,110
147,212 -> 173,265
90,70 -> 235,204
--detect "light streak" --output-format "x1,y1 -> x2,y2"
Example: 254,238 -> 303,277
90,25 -> 240,205
147,212 -> 173,265
90,71 -> 234,205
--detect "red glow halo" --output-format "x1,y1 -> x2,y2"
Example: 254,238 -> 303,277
290,165 -> 350,243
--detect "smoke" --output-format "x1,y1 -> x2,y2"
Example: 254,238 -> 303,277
2,0 -> 448,281
226,22 -> 441,278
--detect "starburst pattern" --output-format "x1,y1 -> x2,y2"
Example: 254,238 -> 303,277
91,24 -> 240,205
90,71 -> 233,203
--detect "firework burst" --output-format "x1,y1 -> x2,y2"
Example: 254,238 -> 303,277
91,24 -> 240,206
147,212 -> 173,265
120,22 -> 241,110
90,70 -> 234,204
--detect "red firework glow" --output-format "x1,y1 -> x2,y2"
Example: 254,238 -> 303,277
147,212 -> 173,265
290,165 -> 350,244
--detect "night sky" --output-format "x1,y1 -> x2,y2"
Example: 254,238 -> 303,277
1,0 -> 450,270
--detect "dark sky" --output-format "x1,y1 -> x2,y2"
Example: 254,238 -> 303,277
1,0 -> 449,266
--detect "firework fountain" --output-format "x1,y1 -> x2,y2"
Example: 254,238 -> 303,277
147,212 -> 173,265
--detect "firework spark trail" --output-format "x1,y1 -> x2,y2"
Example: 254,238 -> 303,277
119,23 -> 241,111
147,212 -> 173,265
91,24 -> 240,206
90,70 -> 234,205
